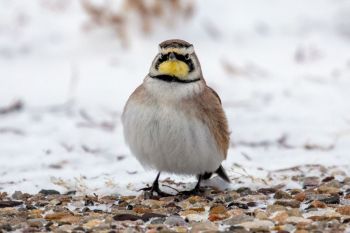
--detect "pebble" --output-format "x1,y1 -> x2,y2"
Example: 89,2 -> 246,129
208,205 -> 229,221
287,208 -> 302,217
318,185 -> 340,195
38,189 -> 60,196
27,219 -> 46,228
266,205 -> 288,214
164,215 -> 187,226
319,195 -> 340,204
271,211 -> 289,224
274,190 -> 292,199
254,210 -> 268,220
308,200 -> 327,209
223,214 -> 254,225
294,192 -> 306,202
236,187 -> 253,196
303,177 -> 320,188
336,206 -> 350,215
274,200 -> 301,208
0,200 -> 23,208
190,222 -> 218,233
304,209 -> 341,221
238,220 -> 274,231
285,216 -> 312,225
257,188 -> 277,195
227,202 -> 249,209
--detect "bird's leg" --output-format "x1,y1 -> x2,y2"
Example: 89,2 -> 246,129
139,172 -> 172,197
178,175 -> 204,196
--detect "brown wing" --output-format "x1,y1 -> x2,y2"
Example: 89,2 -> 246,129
187,86 -> 230,159
207,86 -> 222,104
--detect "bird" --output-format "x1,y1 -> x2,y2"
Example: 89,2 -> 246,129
122,39 -> 230,196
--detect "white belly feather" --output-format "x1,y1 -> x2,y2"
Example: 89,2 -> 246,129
122,100 -> 223,175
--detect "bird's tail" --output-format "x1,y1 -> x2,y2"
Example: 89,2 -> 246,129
202,165 -> 230,183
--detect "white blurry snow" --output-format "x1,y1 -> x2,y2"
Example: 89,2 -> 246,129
0,0 -> 350,195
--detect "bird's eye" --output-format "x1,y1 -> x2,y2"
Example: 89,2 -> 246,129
185,54 -> 190,60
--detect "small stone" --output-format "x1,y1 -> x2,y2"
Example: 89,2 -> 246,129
28,209 -> 43,218
223,214 -> 254,225
255,210 -> 268,220
257,188 -> 277,195
60,215 -> 81,224
227,202 -> 249,209
141,212 -> 166,222
336,206 -> 350,215
27,219 -> 45,228
209,205 -> 226,214
343,177 -> 350,184
141,199 -> 164,209
322,176 -> 334,182
164,215 -> 187,226
150,217 -> 166,224
227,226 -> 250,233
39,189 -> 60,196
274,190 -> 292,199
295,230 -> 309,233
318,185 -> 340,195
287,208 -> 302,217
319,195 -> 340,204
133,206 -> 152,214
286,216 -> 312,225
309,200 -> 327,209
190,222 -> 218,233
45,212 -> 72,220
303,177 -> 320,188
11,191 -> 23,200
0,200 -> 23,208
173,226 -> 188,233
0,224 -> 12,231
208,213 -> 229,221
267,205 -> 287,214
188,207 -> 205,212
274,200 -> 300,208
236,187 -> 252,196
272,211 -> 289,224
290,189 -> 303,195
186,196 -> 202,204
294,192 -> 306,202
113,213 -> 141,221
304,209 -> 341,221
180,210 -> 198,216
238,220 -> 274,231
227,208 -> 245,217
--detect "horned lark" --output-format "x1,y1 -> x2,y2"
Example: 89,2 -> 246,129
122,39 -> 230,196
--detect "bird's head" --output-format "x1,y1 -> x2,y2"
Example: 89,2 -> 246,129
149,39 -> 203,83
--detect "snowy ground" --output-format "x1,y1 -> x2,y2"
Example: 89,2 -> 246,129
1,0 -> 350,195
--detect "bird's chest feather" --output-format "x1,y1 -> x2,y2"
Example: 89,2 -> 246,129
124,100 -> 198,147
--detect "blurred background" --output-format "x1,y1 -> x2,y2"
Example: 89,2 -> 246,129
1,0 -> 350,194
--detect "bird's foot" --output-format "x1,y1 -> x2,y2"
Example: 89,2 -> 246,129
139,185 -> 173,197
178,186 -> 205,196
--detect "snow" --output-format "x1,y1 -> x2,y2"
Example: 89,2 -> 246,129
0,0 -> 350,195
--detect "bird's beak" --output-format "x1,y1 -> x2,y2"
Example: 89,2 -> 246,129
169,52 -> 176,60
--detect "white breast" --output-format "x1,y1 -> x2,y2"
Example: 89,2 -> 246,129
122,85 -> 223,175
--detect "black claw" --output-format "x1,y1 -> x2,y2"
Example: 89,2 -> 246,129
178,175 -> 203,196
139,172 -> 173,197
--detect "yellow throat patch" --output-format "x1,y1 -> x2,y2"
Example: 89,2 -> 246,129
158,60 -> 189,79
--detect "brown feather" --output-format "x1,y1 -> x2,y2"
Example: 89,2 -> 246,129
182,85 -> 230,159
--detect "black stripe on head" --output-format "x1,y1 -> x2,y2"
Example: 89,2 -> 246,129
155,52 -> 194,72
159,39 -> 192,49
